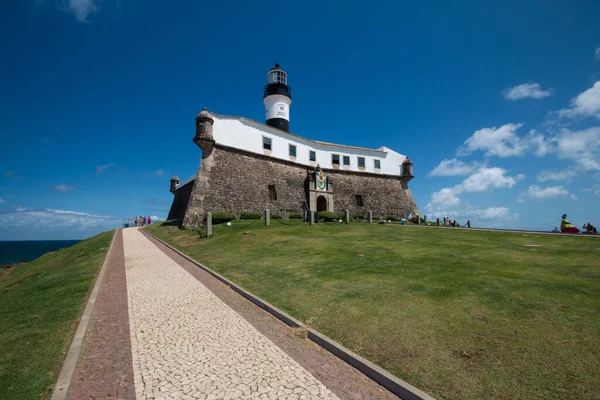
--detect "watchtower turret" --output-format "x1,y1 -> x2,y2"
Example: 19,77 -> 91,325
170,174 -> 180,193
263,63 -> 292,132
401,157 -> 414,184
193,107 -> 215,151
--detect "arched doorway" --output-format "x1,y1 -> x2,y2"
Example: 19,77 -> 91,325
317,195 -> 328,212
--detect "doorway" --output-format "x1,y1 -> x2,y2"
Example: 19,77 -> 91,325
317,196 -> 328,212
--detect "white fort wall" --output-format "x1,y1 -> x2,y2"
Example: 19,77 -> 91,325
211,114 -> 407,176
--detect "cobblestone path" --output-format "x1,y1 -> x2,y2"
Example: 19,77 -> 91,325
123,228 -> 341,400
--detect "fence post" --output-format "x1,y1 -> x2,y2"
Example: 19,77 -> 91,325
467,220 -> 471,228
265,209 -> 270,227
303,207 -> 307,222
345,210 -> 350,224
368,211 -> 373,224
206,212 -> 213,237
309,210 -> 315,226
416,215 -> 420,224
436,218 -> 440,226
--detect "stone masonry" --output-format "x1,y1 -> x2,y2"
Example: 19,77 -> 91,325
170,144 -> 419,224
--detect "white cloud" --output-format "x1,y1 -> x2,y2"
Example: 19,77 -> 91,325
425,167 -> 523,216
149,215 -> 164,222
67,0 -> 97,22
0,198 -> 5,204
153,169 -> 166,177
558,81 -> 600,119
518,185 -> 570,202
527,130 -> 555,157
51,184 -> 76,192
556,127 -> 600,171
570,194 -> 579,200
537,167 -> 578,182
0,207 -> 120,232
428,158 -> 479,177
458,123 -> 528,157
503,82 -> 552,101
4,170 -> 23,180
582,185 -> 600,196
96,162 -> 116,175
456,167 -> 524,193
469,207 -> 515,220
596,46 -> 600,60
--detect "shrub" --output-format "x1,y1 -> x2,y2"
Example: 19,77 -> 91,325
196,225 -> 207,238
385,215 -> 399,221
318,211 -> 345,222
240,212 -> 262,220
211,211 -> 235,224
351,213 -> 364,220
270,214 -> 282,220
288,213 -> 302,219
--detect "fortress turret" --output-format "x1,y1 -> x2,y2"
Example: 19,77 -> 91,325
193,107 -> 215,151
170,174 -> 180,193
263,63 -> 292,132
401,157 -> 414,184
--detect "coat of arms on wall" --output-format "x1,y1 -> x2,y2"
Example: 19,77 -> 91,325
316,165 -> 327,191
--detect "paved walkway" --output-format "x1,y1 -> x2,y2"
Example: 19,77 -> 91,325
124,228 -> 340,400
67,228 -> 398,400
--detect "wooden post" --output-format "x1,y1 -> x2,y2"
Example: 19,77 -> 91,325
436,218 -> 440,226
368,211 -> 373,224
345,210 -> 350,224
206,212 -> 213,237
265,209 -> 270,227
467,220 -> 471,228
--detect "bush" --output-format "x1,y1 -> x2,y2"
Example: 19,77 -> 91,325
318,211 -> 345,222
351,213 -> 364,220
240,212 -> 262,220
196,225 -> 206,238
211,211 -> 235,224
288,213 -> 302,219
385,215 -> 399,221
270,214 -> 282,220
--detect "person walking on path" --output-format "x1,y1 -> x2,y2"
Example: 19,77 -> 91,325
134,217 -> 138,227
147,216 -> 152,225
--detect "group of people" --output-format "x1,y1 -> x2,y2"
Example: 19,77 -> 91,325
134,216 -> 152,227
443,217 -> 456,227
552,214 -> 597,234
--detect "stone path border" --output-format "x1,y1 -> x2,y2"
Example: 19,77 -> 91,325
67,228 -> 135,399
51,230 -> 117,400
144,230 -> 435,400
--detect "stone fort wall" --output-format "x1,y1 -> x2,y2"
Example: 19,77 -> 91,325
172,144 -> 419,222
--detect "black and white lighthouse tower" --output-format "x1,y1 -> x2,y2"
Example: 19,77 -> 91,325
263,63 -> 292,132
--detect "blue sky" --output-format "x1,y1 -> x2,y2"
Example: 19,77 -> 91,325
1,0 -> 600,240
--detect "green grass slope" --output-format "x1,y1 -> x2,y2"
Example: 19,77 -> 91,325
147,221 -> 600,400
0,231 -> 113,400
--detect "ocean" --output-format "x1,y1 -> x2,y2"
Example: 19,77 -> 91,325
0,240 -> 81,265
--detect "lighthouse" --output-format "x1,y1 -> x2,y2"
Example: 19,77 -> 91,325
263,63 -> 292,132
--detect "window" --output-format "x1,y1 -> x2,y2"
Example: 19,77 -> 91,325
332,154 -> 340,165
263,137 -> 272,150
268,185 -> 277,201
289,144 -> 297,157
358,157 -> 365,168
343,156 -> 350,166
309,150 -> 316,161
355,195 -> 363,207
374,159 -> 381,169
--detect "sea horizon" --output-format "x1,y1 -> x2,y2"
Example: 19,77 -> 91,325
0,240 -> 81,265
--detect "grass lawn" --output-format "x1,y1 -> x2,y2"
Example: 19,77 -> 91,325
147,221 -> 600,400
0,231 -> 113,400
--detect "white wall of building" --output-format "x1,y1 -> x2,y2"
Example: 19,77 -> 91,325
211,114 -> 407,176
